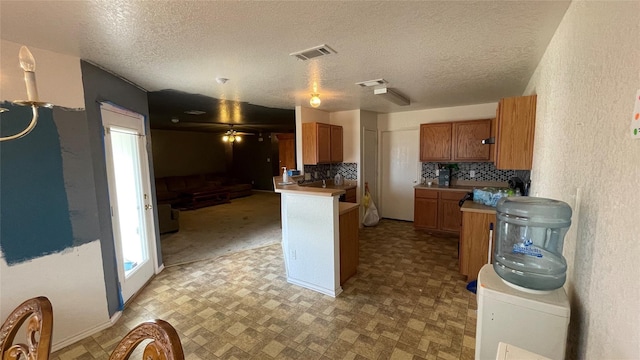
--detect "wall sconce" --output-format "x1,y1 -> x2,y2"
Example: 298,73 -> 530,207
0,46 -> 52,142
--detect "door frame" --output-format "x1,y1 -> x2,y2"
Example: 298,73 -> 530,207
100,102 -> 159,302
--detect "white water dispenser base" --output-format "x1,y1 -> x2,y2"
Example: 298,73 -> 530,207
475,264 -> 570,360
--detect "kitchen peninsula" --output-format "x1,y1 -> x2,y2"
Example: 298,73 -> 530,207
273,177 -> 358,297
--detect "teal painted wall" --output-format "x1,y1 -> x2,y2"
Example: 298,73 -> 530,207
0,102 -> 74,265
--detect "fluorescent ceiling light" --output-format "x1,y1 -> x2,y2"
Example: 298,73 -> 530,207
374,87 -> 410,106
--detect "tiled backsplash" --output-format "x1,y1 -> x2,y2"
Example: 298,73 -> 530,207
421,162 -> 530,183
304,163 -> 358,181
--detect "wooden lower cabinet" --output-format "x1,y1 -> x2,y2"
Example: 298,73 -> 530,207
459,210 -> 497,281
339,206 -> 359,285
344,187 -> 357,203
414,188 -> 465,234
414,189 -> 439,230
439,192 -> 463,232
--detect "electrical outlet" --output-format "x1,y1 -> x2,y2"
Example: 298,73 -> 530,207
436,169 -> 439,176
314,171 -> 318,178
470,170 -> 476,178
326,170 -> 330,176
266,157 -> 270,162
304,173 -> 311,180
290,249 -> 296,260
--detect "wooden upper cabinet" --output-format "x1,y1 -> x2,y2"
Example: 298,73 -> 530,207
420,123 -> 452,161
452,120 -> 492,161
330,125 -> 343,163
495,95 -> 537,170
302,122 -> 343,165
420,120 -> 492,162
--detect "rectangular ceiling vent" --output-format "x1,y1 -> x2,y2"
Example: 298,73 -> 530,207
374,87 -> 411,106
184,110 -> 206,115
356,79 -> 387,87
290,44 -> 336,61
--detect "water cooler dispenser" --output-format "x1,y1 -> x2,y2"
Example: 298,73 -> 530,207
475,197 -> 572,360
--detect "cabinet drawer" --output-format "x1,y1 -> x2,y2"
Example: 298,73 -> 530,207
440,191 -> 466,201
415,189 -> 438,199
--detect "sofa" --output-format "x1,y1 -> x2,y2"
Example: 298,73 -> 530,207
155,173 -> 252,210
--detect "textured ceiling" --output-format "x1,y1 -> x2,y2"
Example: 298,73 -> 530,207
0,1 -> 570,129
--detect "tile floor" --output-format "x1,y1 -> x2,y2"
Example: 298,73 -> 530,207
51,219 -> 477,360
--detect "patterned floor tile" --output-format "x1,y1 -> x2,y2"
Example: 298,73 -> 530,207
50,219 -> 477,359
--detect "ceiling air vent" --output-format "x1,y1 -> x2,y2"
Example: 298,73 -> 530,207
290,44 -> 336,61
355,79 -> 387,87
184,110 -> 206,115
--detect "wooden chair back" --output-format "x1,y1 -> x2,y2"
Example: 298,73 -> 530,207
0,296 -> 53,360
109,319 -> 184,360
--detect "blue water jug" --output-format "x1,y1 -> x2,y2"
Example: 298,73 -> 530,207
493,197 -> 572,291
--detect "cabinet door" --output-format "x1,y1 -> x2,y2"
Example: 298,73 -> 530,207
439,192 -> 463,233
414,189 -> 439,230
277,133 -> 296,170
339,207 -> 359,285
330,125 -> 343,163
452,120 -> 492,161
461,211 -> 497,281
420,123 -> 452,161
317,123 -> 331,163
495,95 -> 537,170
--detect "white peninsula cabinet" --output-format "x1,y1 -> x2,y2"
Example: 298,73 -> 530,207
273,177 -> 350,297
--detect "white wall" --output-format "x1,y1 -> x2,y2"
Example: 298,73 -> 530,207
523,2 -> 640,358
330,110 -> 360,163
0,40 -> 110,350
0,40 -> 85,109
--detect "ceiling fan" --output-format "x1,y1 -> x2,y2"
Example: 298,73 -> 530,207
221,125 -> 255,143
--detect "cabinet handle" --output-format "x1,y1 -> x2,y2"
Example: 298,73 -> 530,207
482,137 -> 495,145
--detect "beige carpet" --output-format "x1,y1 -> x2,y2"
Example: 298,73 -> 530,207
160,191 -> 282,266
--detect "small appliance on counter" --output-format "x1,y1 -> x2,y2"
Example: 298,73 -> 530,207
438,169 -> 450,187
334,173 -> 344,186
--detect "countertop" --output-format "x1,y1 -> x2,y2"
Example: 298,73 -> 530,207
414,180 -> 509,192
339,202 -> 359,215
273,177 -> 356,197
460,201 -> 496,214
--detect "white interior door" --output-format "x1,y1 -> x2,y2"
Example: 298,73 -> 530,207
101,104 -> 157,304
363,129 -> 378,204
380,129 -> 420,221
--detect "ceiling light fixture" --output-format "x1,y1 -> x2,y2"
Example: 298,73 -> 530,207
374,87 -> 410,106
222,129 -> 241,143
309,82 -> 321,108
309,94 -> 321,108
216,77 -> 229,84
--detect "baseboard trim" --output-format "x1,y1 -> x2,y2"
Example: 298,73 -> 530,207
51,311 -> 122,352
156,263 -> 165,274
286,277 -> 342,298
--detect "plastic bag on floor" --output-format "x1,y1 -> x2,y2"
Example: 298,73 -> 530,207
362,182 -> 379,227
